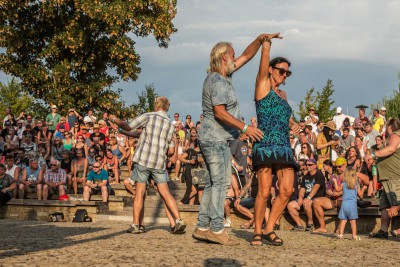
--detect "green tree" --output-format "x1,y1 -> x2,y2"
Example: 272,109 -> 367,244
0,78 -> 48,118
297,80 -> 335,123
0,0 -> 177,117
297,87 -> 317,120
316,79 -> 335,122
130,84 -> 158,116
379,73 -> 400,119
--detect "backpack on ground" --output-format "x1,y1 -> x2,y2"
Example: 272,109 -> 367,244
72,209 -> 92,222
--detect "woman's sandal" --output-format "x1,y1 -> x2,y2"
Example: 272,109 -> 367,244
139,225 -> 146,233
262,231 -> 284,246
250,234 -> 263,246
240,222 -> 254,229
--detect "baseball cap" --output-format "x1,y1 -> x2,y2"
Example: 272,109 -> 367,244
4,121 -> 11,126
335,157 -> 347,167
336,107 -> 342,113
51,105 -> 57,109
306,158 -> 317,165
380,106 -> 386,111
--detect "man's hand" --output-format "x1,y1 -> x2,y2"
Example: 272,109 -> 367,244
303,198 -> 312,208
245,125 -> 263,142
290,122 -> 301,135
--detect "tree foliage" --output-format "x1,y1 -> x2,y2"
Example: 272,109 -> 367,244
0,78 -> 48,118
0,0 -> 177,118
130,84 -> 158,116
377,73 -> 400,119
297,79 -> 336,123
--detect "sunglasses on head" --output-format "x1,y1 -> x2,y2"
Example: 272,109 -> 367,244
273,67 -> 292,77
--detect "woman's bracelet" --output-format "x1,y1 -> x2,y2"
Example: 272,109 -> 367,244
241,124 -> 248,134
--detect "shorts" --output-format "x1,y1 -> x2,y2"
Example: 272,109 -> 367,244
49,185 -> 67,194
379,179 -> 400,210
239,197 -> 255,209
90,185 -> 110,195
132,163 -> 169,184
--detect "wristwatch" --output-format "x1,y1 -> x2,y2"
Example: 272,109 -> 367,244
307,196 -> 312,200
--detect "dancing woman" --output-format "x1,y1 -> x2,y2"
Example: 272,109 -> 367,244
251,34 -> 300,246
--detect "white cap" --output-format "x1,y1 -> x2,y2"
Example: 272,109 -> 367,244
380,106 -> 386,111
51,105 -> 57,109
336,107 -> 342,113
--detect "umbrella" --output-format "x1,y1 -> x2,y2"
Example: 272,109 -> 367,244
355,105 -> 368,109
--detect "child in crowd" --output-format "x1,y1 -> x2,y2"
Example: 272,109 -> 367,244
334,167 -> 361,240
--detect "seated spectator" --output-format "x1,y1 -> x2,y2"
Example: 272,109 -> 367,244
15,120 -> 26,142
42,159 -> 67,200
98,120 -> 109,144
60,150 -> 73,193
83,109 -> 97,124
37,124 -> 52,147
90,124 -> 105,145
15,148 -> 29,170
74,134 -> 89,156
54,124 -> 67,140
5,155 -> 21,198
363,122 -> 379,149
70,121 -> 81,139
304,125 -> 317,148
83,162 -> 109,204
56,117 -> 70,132
0,163 -> 17,205
77,125 -> 91,140
103,148 -> 120,183
340,127 -> 354,150
371,135 -> 384,151
294,131 -> 314,158
312,158 -> 346,233
51,137 -> 66,161
72,149 -> 88,194
346,146 -> 362,170
63,131 -> 74,151
224,169 -> 241,228
37,143 -> 50,169
184,115 -> 194,131
109,136 -> 127,165
67,108 -> 82,128
18,158 -> 44,199
297,142 -> 314,161
354,136 -> 366,159
298,158 -> 326,231
21,134 -> 37,152
86,148 -> 97,171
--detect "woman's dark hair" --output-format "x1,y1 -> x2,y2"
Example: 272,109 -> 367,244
346,146 -> 361,161
323,159 -> 333,168
301,142 -> 312,158
322,126 -> 333,142
270,57 -> 291,67
387,118 -> 400,132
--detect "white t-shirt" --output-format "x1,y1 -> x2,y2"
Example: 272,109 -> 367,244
83,115 -> 97,123
304,115 -> 319,134
332,114 -> 347,130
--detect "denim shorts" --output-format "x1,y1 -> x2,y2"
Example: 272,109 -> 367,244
132,163 -> 169,184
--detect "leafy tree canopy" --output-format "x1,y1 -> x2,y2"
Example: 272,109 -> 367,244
375,73 -> 400,119
0,0 -> 177,119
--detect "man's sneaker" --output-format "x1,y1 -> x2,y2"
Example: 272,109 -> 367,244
369,230 -> 389,239
305,224 -> 314,231
192,227 -> 209,242
172,219 -> 186,234
206,229 -> 240,246
291,225 -> 305,231
224,219 -> 232,228
127,224 -> 140,234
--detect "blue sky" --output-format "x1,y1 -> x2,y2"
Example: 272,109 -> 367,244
2,0 -> 400,122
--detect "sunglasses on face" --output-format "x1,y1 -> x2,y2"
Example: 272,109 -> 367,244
306,164 -> 315,166
93,166 -> 100,168
273,67 -> 292,77
50,164 -> 57,166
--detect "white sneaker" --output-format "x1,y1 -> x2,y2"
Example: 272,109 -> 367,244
224,219 -> 232,228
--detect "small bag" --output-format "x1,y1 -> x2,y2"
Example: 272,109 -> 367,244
191,165 -> 209,187
48,212 -> 65,222
72,209 -> 92,222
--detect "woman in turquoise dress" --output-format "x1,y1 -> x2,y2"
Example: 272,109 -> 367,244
251,34 -> 300,246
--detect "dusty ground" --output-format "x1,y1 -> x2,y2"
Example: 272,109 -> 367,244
0,220 -> 399,266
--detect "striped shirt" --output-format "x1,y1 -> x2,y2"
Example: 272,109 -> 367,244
129,111 -> 175,170
44,168 -> 67,184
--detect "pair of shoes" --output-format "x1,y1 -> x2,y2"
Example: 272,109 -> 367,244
127,224 -> 140,234
224,219 -> 232,228
262,231 -> 283,246
369,230 -> 388,239
250,234 -> 263,246
171,219 -> 186,234
305,224 -> 314,231
206,229 -> 240,246
390,230 -> 399,237
291,225 -> 305,231
273,224 -> 280,230
192,227 -> 209,242
352,235 -> 361,241
139,225 -> 146,233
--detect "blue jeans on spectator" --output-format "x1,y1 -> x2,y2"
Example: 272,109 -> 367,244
197,140 -> 232,232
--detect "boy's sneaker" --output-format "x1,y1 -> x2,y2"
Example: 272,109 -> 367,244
127,224 -> 140,234
206,229 -> 240,246
291,225 -> 305,231
305,224 -> 314,231
224,219 -> 232,228
172,219 -> 186,234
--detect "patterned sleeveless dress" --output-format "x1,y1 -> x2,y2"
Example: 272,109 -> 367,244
252,89 -> 297,171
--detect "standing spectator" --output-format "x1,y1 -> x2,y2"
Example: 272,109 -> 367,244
304,107 -> 319,134
379,107 -> 387,136
83,163 -> 109,203
0,163 -> 17,205
83,109 -> 97,124
102,113 -> 111,127
372,109 -> 385,134
353,107 -> 368,127
332,107 -> 347,134
24,114 -> 36,128
363,122 -> 379,149
172,112 -> 181,126
42,159 -> 67,200
316,121 -> 336,169
46,105 -> 61,132
2,107 -> 11,127
67,108 -> 81,127
56,117 -> 70,132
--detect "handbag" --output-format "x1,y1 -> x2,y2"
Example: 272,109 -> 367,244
191,164 -> 209,187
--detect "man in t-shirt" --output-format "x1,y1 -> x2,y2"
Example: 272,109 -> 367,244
304,107 -> 319,134
83,163 -> 109,204
298,158 -> 326,231
372,109 -> 385,134
332,107 -> 347,134
340,127 -> 355,150
89,124 -> 105,145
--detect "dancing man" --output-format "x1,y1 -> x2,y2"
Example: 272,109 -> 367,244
109,96 -> 186,234
192,35 -> 266,245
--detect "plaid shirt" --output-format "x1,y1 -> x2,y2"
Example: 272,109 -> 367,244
129,110 -> 175,170
44,168 -> 67,184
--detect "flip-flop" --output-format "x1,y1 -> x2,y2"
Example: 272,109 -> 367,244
240,222 -> 253,229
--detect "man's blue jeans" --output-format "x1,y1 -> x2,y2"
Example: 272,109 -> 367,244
197,140 -> 232,232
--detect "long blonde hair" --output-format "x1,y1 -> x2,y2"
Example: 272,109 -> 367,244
344,167 -> 357,189
209,42 -> 232,73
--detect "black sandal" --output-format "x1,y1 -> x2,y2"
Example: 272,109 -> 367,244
263,231 -> 284,246
250,234 -> 263,246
